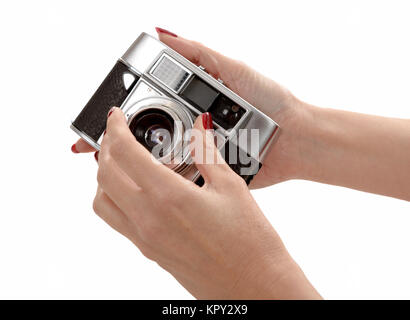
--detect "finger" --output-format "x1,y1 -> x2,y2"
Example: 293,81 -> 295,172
93,187 -> 151,252
190,113 -> 231,187
71,138 -> 96,153
104,107 -> 185,191
97,145 -> 146,215
93,186 -> 132,236
156,28 -> 239,86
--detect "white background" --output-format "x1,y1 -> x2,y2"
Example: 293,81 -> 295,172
0,0 -> 409,299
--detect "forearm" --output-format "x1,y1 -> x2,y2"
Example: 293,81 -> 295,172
294,101 -> 410,201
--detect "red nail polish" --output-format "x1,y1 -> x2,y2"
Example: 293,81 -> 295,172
155,27 -> 177,38
103,130 -> 106,136
71,144 -> 79,153
202,112 -> 213,130
94,151 -> 99,162
107,106 -> 116,118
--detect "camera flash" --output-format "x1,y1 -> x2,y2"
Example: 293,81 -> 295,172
151,55 -> 191,93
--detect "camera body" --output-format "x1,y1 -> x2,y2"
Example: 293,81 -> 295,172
71,32 -> 279,185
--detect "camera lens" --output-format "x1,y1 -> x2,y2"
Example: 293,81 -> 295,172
129,109 -> 174,156
123,97 -> 195,173
145,124 -> 168,148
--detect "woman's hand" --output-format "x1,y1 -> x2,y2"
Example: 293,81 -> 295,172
154,28 -> 410,201
92,107 -> 320,299
154,28 -> 306,189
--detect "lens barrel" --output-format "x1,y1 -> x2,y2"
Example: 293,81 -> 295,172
129,108 -> 175,156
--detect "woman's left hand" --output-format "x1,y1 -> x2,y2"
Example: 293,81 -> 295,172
92,107 -> 320,299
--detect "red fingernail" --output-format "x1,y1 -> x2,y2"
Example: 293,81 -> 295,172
155,27 -> 177,38
71,144 -> 79,153
94,151 -> 99,162
107,107 -> 116,118
202,112 -> 213,130
103,130 -> 106,136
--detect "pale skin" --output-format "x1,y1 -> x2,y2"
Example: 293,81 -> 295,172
72,29 -> 410,299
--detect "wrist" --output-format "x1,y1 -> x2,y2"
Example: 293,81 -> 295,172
286,100 -> 322,181
227,240 -> 320,299
264,95 -> 319,182
238,250 -> 321,299
267,257 -> 322,299
289,102 -> 339,182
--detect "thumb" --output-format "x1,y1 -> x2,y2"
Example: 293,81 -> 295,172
190,113 -> 231,187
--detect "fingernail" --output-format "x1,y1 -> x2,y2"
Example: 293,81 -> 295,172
202,112 -> 213,130
94,151 -> 99,162
155,27 -> 177,38
103,130 -> 106,136
71,144 -> 79,154
107,107 -> 116,118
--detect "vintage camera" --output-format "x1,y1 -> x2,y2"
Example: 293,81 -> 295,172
71,32 -> 279,185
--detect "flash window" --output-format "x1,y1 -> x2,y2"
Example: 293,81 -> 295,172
151,55 -> 191,93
